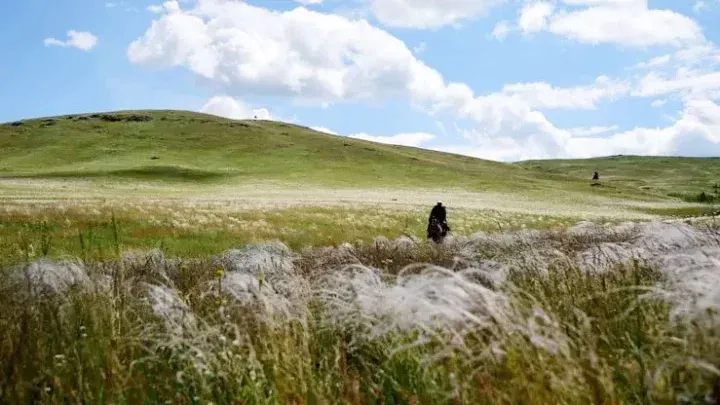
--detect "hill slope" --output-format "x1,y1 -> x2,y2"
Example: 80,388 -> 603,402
0,110 -> 691,202
519,156 -> 720,202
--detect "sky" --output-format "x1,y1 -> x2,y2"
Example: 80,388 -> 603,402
1,0 -> 720,161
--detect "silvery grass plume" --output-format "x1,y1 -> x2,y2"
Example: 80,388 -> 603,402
314,262 -> 570,360
204,242 -> 310,320
6,259 -> 92,297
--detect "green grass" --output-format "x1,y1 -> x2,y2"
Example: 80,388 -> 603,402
519,155 -> 720,200
0,110 -> 674,201
0,202 -> 582,266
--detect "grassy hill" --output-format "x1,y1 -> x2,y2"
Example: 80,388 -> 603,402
519,156 -> 720,202
0,110 -> 713,203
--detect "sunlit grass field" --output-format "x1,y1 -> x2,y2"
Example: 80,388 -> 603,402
2,110 -> 720,404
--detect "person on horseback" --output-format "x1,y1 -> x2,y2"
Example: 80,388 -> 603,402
427,201 -> 450,242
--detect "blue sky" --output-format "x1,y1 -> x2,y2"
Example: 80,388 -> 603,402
1,0 -> 719,161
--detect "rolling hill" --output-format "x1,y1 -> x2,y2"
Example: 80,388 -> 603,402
0,110 -> 714,202
519,156 -> 720,202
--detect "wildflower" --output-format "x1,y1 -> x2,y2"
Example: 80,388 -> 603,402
214,267 -> 225,278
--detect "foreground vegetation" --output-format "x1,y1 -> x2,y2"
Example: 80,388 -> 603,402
1,220 -> 719,404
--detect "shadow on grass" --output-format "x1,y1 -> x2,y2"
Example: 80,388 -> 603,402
1,165 -> 231,182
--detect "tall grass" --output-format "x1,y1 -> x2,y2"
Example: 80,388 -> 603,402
1,221 -> 720,404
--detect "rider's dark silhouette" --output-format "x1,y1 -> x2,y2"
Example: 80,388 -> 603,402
427,202 -> 449,241
429,201 -> 446,223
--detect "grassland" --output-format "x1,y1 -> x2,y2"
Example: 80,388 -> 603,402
2,110 -> 720,403
520,155 -> 720,201
0,110 -> 687,201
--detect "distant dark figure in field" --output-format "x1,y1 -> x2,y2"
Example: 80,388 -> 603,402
593,171 -> 599,181
427,201 -> 450,243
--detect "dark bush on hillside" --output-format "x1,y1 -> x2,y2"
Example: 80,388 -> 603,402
99,114 -> 153,123
669,191 -> 719,204
9,122 -> 22,126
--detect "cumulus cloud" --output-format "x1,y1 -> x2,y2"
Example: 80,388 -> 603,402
635,71 -> 720,100
565,99 -> 720,158
440,98 -> 720,161
349,132 -> 435,147
518,1 -> 554,34
503,0 -> 705,47
368,0 -> 505,28
632,44 -> 720,101
500,76 -> 629,110
44,30 -> 98,51
200,96 -> 272,120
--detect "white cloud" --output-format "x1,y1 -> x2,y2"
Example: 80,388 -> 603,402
163,0 -> 181,13
413,42 -> 427,54
632,44 -> 720,101
568,125 -> 619,136
368,0 -> 505,28
44,30 -> 98,51
147,5 -> 165,13
566,99 -> 720,158
200,96 -> 273,120
548,3 -> 704,47
295,0 -> 323,4
129,1 -> 427,101
502,0 -> 705,47
350,132 -> 435,147
106,1 -> 138,12
631,54 -> 672,70
635,70 -> 720,100
309,126 -> 433,147
518,1 -> 554,34
311,126 -> 339,135
439,98 -> 720,161
500,76 -> 629,110
491,20 -> 511,40
651,99 -> 667,107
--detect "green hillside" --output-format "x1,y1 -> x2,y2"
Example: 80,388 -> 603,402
0,110 -> 705,202
519,156 -> 720,202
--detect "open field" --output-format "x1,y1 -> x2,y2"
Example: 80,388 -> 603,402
2,177 -> 717,266
3,110 -> 720,403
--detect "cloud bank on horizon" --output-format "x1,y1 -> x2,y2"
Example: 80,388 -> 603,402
7,0 -> 720,161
